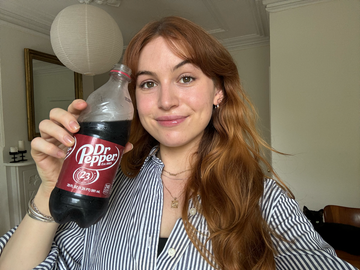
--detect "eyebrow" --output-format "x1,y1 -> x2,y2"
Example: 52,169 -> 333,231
135,70 -> 154,77
173,60 -> 191,71
135,60 -> 191,77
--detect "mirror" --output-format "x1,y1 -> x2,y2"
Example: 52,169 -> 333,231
24,48 -> 83,141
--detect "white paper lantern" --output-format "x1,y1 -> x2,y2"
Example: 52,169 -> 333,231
50,4 -> 123,76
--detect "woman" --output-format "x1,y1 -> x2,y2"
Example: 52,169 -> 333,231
0,16 -> 356,270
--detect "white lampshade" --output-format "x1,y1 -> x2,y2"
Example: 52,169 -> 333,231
50,4 -> 123,76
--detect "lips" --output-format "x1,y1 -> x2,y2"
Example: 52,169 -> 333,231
156,115 -> 187,127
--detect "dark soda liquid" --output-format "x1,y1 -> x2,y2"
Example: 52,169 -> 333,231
49,120 -> 131,228
77,120 -> 131,146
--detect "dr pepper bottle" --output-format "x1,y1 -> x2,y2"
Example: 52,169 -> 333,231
49,64 -> 133,228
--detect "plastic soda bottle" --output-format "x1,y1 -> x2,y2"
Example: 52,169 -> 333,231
49,63 -> 133,228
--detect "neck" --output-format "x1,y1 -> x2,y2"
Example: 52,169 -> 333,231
158,144 -> 196,176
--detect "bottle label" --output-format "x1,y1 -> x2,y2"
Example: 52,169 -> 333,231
56,134 -> 124,198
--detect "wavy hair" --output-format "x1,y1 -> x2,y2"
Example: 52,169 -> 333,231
121,16 -> 291,270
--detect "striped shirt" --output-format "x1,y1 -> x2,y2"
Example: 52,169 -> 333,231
0,147 -> 357,269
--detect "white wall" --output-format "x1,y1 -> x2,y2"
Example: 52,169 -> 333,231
229,44 -> 272,167
0,21 -> 93,235
268,0 -> 360,210
230,45 -> 271,147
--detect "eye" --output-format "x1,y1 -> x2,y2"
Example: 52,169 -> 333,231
139,81 -> 157,89
179,76 -> 194,84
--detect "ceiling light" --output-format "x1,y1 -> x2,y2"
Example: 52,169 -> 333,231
50,4 -> 123,76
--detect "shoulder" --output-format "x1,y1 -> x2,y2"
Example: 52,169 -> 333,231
260,178 -> 291,220
260,178 -> 304,229
262,178 -> 286,202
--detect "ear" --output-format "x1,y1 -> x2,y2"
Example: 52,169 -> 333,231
213,89 -> 224,106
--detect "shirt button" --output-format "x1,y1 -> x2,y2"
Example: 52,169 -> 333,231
190,208 -> 197,216
168,248 -> 176,257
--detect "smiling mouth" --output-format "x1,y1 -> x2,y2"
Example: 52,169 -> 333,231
156,116 -> 187,127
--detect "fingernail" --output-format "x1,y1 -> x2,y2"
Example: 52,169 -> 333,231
57,150 -> 66,158
64,134 -> 74,145
69,121 -> 80,131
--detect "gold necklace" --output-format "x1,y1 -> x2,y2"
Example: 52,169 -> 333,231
157,149 -> 192,177
162,167 -> 192,176
161,173 -> 187,181
162,180 -> 184,208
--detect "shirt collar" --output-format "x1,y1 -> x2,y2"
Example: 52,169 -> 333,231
140,145 -> 162,172
149,145 -> 160,157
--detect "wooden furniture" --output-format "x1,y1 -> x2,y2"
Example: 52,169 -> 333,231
324,205 -> 360,269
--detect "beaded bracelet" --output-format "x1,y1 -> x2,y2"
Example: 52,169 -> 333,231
27,198 -> 56,223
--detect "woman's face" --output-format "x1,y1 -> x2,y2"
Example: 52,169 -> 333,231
135,37 -> 223,150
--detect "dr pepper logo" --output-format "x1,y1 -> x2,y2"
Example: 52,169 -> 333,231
65,136 -> 120,171
57,134 -> 124,198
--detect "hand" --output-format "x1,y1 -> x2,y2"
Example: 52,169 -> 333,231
31,99 -> 134,200
31,99 -> 86,199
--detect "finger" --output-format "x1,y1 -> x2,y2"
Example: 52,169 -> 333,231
123,142 -> 133,154
67,99 -> 88,116
49,108 -> 80,134
31,137 -> 66,160
39,119 -> 75,147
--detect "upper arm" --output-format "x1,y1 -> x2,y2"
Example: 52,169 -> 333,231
261,179 -> 356,270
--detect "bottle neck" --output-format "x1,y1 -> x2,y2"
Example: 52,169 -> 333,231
109,70 -> 131,83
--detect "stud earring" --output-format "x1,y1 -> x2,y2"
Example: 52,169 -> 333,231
216,97 -> 223,109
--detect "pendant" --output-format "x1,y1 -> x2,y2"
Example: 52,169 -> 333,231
171,198 -> 179,208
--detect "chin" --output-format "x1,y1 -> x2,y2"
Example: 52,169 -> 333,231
155,136 -> 184,148
157,135 -> 202,150
159,140 -> 186,148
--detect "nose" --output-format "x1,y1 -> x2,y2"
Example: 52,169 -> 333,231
158,83 -> 179,111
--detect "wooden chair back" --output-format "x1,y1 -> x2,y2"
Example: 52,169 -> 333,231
323,205 -> 360,228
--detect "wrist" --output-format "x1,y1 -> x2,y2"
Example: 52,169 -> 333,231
28,197 -> 55,223
34,186 -> 53,217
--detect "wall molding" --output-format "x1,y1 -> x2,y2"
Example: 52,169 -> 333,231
263,0 -> 334,12
0,8 -> 50,36
248,0 -> 270,37
222,0 -> 269,49
223,34 -> 269,50
201,0 -> 230,33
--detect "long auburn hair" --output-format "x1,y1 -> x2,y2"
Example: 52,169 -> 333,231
121,16 -> 291,270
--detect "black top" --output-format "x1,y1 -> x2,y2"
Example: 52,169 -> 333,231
158,237 -> 168,256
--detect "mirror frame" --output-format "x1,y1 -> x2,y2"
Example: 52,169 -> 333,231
24,48 -> 83,141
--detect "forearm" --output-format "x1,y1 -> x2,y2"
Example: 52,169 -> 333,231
0,193 -> 59,270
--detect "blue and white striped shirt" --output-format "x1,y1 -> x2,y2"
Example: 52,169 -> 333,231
0,148 -> 357,269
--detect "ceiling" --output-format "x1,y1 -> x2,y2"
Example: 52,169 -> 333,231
0,0 -> 270,49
